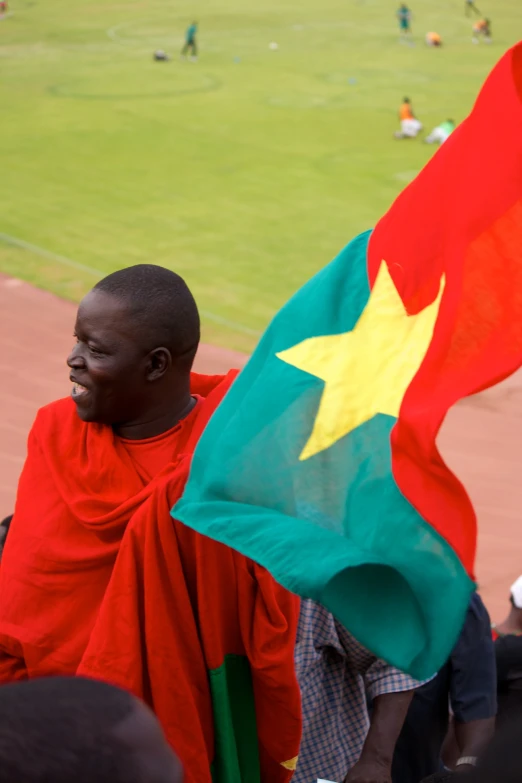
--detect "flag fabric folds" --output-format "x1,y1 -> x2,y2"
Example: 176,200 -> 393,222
175,43 -> 522,679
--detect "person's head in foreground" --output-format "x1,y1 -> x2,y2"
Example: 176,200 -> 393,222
0,676 -> 183,783
467,719 -> 522,783
67,264 -> 200,439
420,772 -> 458,783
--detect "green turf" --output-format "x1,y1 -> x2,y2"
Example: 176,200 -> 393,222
1,0 -> 520,351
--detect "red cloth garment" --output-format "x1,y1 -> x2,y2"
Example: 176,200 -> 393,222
78,488 -> 301,783
118,398 -> 204,482
0,371 -> 237,681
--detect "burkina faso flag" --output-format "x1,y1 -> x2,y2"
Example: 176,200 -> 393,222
175,43 -> 522,679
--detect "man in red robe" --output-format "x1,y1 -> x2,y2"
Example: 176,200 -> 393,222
0,264 -> 301,782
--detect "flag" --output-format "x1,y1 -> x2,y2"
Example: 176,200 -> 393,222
174,43 -> 522,679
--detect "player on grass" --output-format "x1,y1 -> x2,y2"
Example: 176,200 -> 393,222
181,21 -> 198,61
425,119 -> 456,145
397,4 -> 412,40
394,97 -> 423,139
472,18 -> 492,43
425,32 -> 442,47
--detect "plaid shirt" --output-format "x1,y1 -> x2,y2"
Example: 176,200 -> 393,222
294,600 -> 422,783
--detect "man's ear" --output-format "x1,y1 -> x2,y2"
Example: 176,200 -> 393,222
146,347 -> 172,381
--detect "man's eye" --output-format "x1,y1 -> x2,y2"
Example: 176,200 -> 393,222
88,345 -> 102,355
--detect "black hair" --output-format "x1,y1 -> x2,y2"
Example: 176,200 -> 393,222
469,719 -> 522,783
404,96 -> 410,102
420,772 -> 456,783
0,677 -> 141,783
94,264 -> 200,368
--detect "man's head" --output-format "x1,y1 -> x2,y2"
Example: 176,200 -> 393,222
67,265 -> 200,431
403,96 -> 410,103
0,676 -> 183,783
468,720 -> 522,783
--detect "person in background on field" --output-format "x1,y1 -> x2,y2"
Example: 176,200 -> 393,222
181,21 -> 198,61
0,2 -> 7,15
425,119 -> 456,145
392,592 -> 496,783
465,0 -> 481,17
492,576 -> 522,728
397,4 -> 412,40
0,676 -> 183,783
292,599 -> 426,783
394,97 -> 423,139
472,18 -> 491,43
425,31 -> 443,47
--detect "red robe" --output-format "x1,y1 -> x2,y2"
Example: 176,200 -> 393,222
78,492 -> 301,783
0,372 -> 236,679
0,369 -> 302,780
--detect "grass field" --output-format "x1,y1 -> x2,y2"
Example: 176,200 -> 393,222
1,0 -> 521,351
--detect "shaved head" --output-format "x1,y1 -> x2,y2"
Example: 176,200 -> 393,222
68,264 -> 201,437
94,264 -> 200,364
0,677 -> 183,783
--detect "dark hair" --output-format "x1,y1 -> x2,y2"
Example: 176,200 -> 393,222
0,677 -> 141,782
94,264 -> 200,367
420,772 -> 456,783
404,97 -> 410,102
469,718 -> 522,783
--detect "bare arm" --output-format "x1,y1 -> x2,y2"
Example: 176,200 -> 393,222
453,717 -> 496,771
344,690 -> 414,783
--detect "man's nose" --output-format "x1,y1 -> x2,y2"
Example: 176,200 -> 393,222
67,342 -> 86,369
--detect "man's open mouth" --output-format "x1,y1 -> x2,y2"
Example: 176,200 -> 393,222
71,382 -> 89,398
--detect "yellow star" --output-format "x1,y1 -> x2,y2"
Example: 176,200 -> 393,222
276,261 -> 445,461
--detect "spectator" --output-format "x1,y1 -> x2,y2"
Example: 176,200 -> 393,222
420,773 -> 459,783
493,575 -> 522,637
0,676 -> 183,783
293,599 -> 425,783
467,720 -> 522,783
493,576 -> 522,727
0,516 -> 12,561
0,265 -> 300,780
392,592 -> 496,783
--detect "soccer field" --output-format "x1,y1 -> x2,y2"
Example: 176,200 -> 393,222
1,0 -> 520,351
